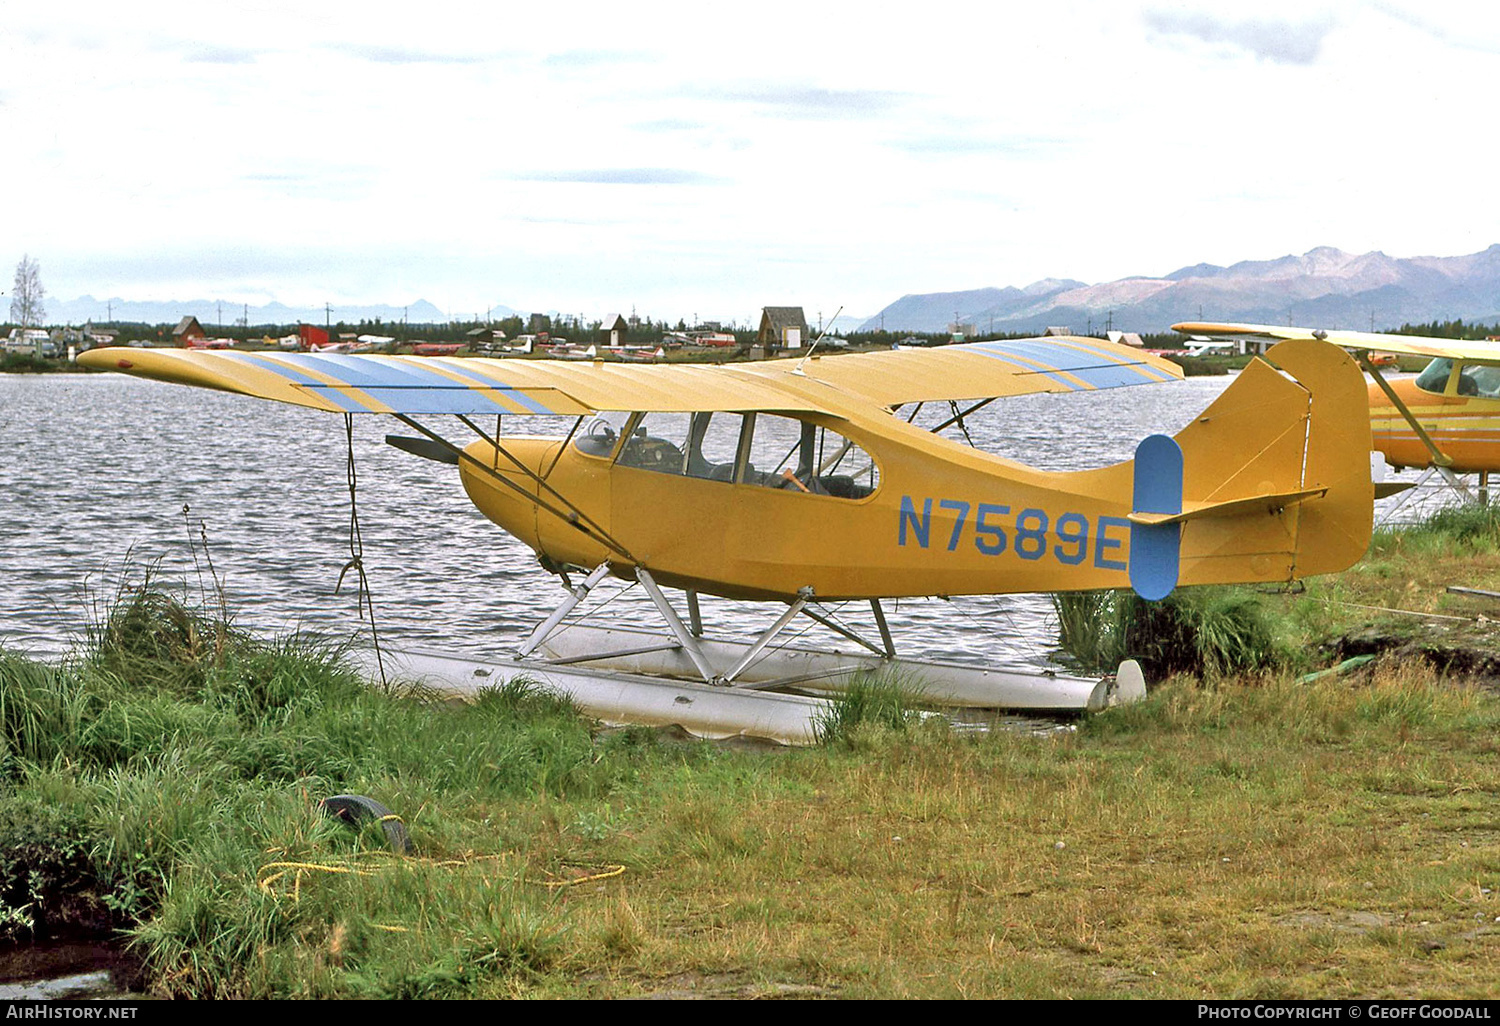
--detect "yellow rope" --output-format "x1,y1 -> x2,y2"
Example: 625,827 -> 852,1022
527,864 -> 627,888
257,850 -> 625,900
256,849 -> 627,940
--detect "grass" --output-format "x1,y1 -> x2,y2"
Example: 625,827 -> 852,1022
812,670 -> 922,746
1,512 -> 1499,998
0,352 -> 67,373
1054,586 -> 1284,678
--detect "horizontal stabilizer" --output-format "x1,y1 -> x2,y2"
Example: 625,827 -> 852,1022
1126,486 -> 1328,526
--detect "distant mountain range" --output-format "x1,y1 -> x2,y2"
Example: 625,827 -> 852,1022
44,245 -> 1500,336
44,296 -> 514,328
861,246 -> 1500,335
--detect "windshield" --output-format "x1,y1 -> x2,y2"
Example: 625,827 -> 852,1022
1414,359 -> 1452,395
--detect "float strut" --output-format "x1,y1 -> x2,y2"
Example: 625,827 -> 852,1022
871,599 -> 897,659
1436,466 -> 1477,504
725,588 -> 814,686
516,563 -> 612,659
635,567 -> 720,683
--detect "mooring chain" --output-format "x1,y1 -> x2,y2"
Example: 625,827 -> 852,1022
335,414 -> 388,685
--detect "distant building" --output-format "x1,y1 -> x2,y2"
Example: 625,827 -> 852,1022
466,326 -> 507,350
172,316 -> 206,346
84,323 -> 118,348
949,320 -> 976,343
1107,330 -> 1146,347
1044,326 -> 1073,337
758,307 -> 808,351
299,324 -> 330,349
597,313 -> 629,347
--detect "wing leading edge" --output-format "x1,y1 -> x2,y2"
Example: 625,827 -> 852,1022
76,348 -> 835,417
78,334 -> 1182,418
750,334 -> 1182,406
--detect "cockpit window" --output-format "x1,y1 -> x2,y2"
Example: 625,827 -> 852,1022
1414,359 -> 1453,395
684,412 -> 745,481
1465,364 -> 1500,397
613,412 -> 750,480
591,410 -> 880,497
573,412 -> 632,458
615,412 -> 691,473
742,414 -> 880,498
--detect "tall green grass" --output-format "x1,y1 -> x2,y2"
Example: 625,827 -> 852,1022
812,671 -> 923,746
1053,586 -> 1283,677
0,580 -> 652,994
1371,500 -> 1500,557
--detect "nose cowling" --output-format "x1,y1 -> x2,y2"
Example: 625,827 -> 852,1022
457,436 -> 555,553
454,435 -> 615,569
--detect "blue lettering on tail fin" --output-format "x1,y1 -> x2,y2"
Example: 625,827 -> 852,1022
1130,434 -> 1183,601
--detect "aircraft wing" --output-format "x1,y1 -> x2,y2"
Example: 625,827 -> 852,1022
747,335 -> 1182,406
78,334 -> 1180,419
76,348 -> 837,417
1172,321 -> 1500,363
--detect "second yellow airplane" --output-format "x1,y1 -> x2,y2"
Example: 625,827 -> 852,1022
1175,321 -> 1500,500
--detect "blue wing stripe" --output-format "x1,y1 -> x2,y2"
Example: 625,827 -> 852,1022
1046,339 -> 1178,382
981,340 -> 1166,379
967,347 -> 1080,390
404,360 -> 554,415
269,354 -> 552,415
237,354 -> 369,414
970,340 -> 1168,390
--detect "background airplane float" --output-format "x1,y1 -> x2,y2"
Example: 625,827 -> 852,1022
79,333 -> 1373,741
1174,322 -> 1500,504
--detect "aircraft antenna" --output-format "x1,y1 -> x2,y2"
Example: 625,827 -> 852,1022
793,305 -> 842,376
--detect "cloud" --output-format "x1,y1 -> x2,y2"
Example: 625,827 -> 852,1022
1143,8 -> 1335,64
1368,1 -> 1500,55
711,86 -> 907,119
504,168 -> 727,186
340,45 -> 490,65
183,46 -> 262,65
541,50 -> 652,69
889,133 -> 1070,159
632,118 -> 709,133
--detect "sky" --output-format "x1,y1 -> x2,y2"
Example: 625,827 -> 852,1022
3,0 -> 1499,326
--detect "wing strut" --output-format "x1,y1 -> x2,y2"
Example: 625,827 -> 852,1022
1357,354 -> 1475,503
392,413 -> 639,563
1358,354 -> 1452,468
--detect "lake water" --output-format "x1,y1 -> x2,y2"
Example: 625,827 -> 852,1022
0,368 -> 1434,667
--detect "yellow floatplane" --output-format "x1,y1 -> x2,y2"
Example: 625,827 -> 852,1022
80,333 -> 1373,740
1174,322 -> 1500,504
